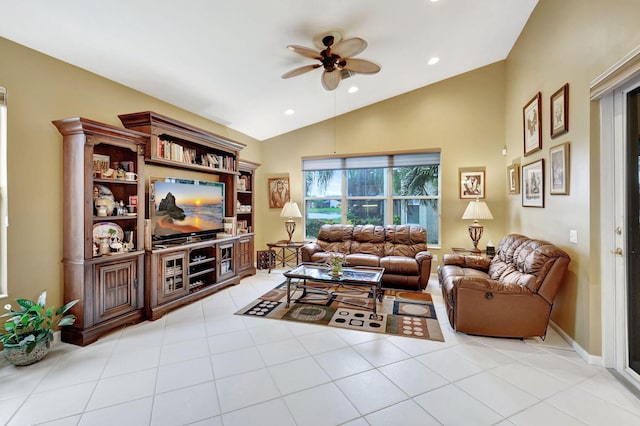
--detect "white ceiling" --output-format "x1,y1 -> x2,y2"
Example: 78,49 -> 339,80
0,0 -> 537,141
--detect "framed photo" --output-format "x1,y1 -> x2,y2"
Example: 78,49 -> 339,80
550,142 -> 570,195
459,169 -> 485,199
507,164 -> 520,194
550,83 -> 569,138
92,154 -> 110,176
523,92 -> 542,156
522,159 -> 545,207
268,176 -> 290,209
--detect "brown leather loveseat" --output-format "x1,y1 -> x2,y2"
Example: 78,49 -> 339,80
301,224 -> 432,290
438,234 -> 570,338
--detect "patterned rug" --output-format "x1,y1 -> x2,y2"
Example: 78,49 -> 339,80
235,281 -> 444,342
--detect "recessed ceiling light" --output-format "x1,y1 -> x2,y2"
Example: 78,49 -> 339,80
428,57 -> 440,65
284,109 -> 295,115
348,86 -> 359,94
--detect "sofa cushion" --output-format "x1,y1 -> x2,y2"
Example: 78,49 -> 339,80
383,225 -> 428,257
317,224 -> 354,242
350,225 -> 385,257
345,253 -> 380,267
380,256 -> 419,275
489,234 -> 570,293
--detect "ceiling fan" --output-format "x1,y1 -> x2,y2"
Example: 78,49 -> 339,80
281,31 -> 381,91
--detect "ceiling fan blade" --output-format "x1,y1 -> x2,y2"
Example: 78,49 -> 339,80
321,70 -> 341,91
342,58 -> 381,75
287,45 -> 322,60
332,37 -> 367,58
281,64 -> 321,79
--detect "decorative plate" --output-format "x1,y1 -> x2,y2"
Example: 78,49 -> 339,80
94,185 -> 115,215
93,222 -> 124,244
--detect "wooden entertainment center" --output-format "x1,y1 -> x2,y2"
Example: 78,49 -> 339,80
54,112 -> 259,345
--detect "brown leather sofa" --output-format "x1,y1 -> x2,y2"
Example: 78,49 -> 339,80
438,234 -> 570,338
301,224 -> 432,290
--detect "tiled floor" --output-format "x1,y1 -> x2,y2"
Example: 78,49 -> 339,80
1,270 -> 639,425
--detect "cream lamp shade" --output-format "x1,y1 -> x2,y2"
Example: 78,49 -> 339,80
461,199 -> 493,253
280,201 -> 302,243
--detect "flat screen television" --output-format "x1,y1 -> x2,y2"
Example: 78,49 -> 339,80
150,177 -> 225,242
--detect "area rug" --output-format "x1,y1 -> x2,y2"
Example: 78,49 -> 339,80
235,281 -> 444,342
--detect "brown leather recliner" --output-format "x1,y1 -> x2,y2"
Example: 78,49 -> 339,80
301,224 -> 432,290
438,234 -> 570,338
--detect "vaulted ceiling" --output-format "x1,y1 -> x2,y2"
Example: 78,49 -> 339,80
1,0 -> 537,140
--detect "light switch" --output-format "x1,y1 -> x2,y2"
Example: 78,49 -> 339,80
569,229 -> 578,244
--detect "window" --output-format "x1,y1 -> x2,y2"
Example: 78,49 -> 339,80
303,152 -> 441,245
0,87 -> 7,298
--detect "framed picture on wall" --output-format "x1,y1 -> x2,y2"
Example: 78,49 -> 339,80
523,92 -> 542,156
268,176 -> 290,209
459,169 -> 485,199
550,83 -> 569,138
522,159 -> 545,207
550,142 -> 570,195
507,163 -> 520,194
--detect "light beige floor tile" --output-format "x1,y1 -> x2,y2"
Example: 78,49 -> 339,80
365,399 -> 440,426
215,368 -> 281,413
151,381 -> 220,425
156,355 -> 213,393
256,337 -> 309,365
80,397 -> 153,426
211,346 -> 265,378
507,401 -> 586,426
352,338 -> 411,367
268,356 -> 331,394
455,371 -> 539,417
284,382 -> 360,426
378,358 -> 449,396
414,384 -> 504,426
8,381 -> 95,426
546,386 -> 640,426
313,346 -> 374,380
416,347 -> 484,381
335,369 -> 407,414
221,397 -> 296,426
85,368 -> 156,411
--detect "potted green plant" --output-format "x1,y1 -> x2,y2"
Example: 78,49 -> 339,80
1,291 -> 77,366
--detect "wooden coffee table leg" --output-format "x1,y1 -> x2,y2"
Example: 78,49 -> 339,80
286,277 -> 291,307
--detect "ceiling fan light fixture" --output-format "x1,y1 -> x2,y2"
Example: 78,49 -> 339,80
284,30 -> 380,91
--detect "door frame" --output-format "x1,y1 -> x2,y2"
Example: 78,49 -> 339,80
593,44 -> 640,389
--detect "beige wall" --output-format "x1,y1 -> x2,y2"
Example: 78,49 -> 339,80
259,62 -> 509,259
3,0 -> 640,357
504,0 -> 640,355
0,36 -> 262,308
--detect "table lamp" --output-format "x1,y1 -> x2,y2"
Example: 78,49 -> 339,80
280,201 -> 302,243
461,198 -> 493,254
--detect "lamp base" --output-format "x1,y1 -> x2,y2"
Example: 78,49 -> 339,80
467,224 -> 483,255
285,220 -> 296,244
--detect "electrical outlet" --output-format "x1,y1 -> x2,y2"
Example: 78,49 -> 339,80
432,254 -> 438,262
569,229 -> 578,244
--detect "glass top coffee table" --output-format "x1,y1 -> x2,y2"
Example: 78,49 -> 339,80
283,263 -> 385,315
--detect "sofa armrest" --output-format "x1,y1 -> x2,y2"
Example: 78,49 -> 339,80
301,242 -> 323,263
415,250 -> 432,263
443,254 -> 491,272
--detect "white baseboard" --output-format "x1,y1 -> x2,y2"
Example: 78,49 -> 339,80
549,320 -> 604,366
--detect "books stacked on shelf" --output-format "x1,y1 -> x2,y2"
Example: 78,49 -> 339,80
198,153 -> 236,171
157,138 -> 197,164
